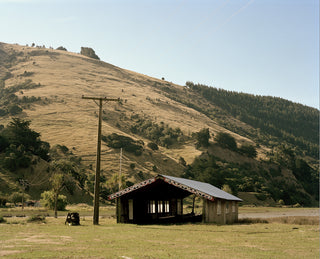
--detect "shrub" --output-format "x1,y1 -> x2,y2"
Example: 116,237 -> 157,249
238,144 -> 257,158
0,216 -> 6,223
179,156 -> 186,166
9,192 -> 31,205
215,132 -> 237,151
147,142 -> 159,150
193,128 -> 210,148
130,163 -> 135,169
0,195 -> 7,207
237,218 -> 268,224
8,104 -> 22,115
40,191 -> 67,211
102,133 -> 143,156
27,215 -> 46,223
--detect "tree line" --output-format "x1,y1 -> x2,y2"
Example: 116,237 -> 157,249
184,82 -> 319,159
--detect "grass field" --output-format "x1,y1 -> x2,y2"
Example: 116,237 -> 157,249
0,206 -> 319,258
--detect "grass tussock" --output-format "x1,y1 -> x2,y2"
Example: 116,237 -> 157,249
238,216 -> 319,225
237,218 -> 269,224
27,215 -> 46,223
268,216 -> 319,225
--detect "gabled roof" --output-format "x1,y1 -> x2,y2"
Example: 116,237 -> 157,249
108,174 -> 242,202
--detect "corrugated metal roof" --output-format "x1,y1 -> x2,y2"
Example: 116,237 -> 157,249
160,175 -> 242,202
109,174 -> 242,202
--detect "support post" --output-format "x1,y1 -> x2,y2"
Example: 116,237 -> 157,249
82,96 -> 120,225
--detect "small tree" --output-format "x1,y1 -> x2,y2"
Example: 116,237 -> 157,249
179,156 -> 187,166
215,132 -> 237,151
106,173 -> 127,193
238,144 -> 257,158
194,128 -> 210,148
40,191 -> 67,211
9,192 -> 30,206
147,142 -> 158,151
48,160 -> 77,217
221,184 -> 233,194
51,173 -> 65,218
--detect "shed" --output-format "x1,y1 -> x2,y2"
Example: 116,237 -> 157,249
108,174 -> 242,224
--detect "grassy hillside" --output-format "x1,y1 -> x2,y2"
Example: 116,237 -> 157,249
0,42 -> 318,206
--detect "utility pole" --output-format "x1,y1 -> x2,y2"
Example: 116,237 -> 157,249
82,95 -> 120,225
119,148 -> 122,191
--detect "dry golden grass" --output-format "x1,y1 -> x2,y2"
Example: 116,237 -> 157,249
1,43 -> 268,176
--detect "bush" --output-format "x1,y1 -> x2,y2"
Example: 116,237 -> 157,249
102,133 -> 143,156
0,216 -> 6,223
179,156 -> 186,166
27,215 -> 46,223
9,192 -> 30,205
130,163 -> 135,169
193,128 -> 210,148
8,104 -> 22,115
0,195 -> 7,207
147,142 -> 159,150
215,132 -> 237,151
238,144 -> 257,158
40,191 -> 67,211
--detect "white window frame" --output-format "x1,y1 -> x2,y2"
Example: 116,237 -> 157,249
148,200 -> 156,214
164,201 -> 169,213
158,201 -> 163,213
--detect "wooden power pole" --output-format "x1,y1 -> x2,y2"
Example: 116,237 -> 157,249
82,95 -> 120,225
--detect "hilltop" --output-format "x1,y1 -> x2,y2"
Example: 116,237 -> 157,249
0,42 -> 318,206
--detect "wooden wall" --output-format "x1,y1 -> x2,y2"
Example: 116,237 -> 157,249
202,198 -> 238,224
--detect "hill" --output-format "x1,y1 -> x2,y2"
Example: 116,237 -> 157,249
0,42 -> 318,206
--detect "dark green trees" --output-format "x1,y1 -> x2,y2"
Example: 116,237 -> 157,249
215,132 -> 237,151
0,118 -> 50,171
194,128 -> 210,148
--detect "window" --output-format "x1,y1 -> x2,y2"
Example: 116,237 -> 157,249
128,199 -> 133,220
232,201 -> 235,213
225,201 -> 229,214
177,199 -> 182,215
158,201 -> 163,213
217,200 -> 221,215
148,200 -> 169,214
164,201 -> 169,213
148,200 -> 156,214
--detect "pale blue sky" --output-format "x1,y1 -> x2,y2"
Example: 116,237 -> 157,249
1,0 -> 319,108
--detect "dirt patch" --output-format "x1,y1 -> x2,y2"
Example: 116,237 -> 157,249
4,233 -> 73,246
0,250 -> 21,256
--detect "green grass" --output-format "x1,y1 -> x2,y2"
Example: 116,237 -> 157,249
0,205 -> 319,258
0,216 -> 319,258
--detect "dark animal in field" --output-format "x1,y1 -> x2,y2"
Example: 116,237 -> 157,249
65,212 -> 80,225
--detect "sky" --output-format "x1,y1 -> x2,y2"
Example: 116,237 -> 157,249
0,0 -> 319,108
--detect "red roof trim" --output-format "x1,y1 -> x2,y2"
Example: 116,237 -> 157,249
108,175 -> 215,201
108,177 -> 156,200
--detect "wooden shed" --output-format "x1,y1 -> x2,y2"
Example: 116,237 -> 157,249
108,174 -> 242,224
